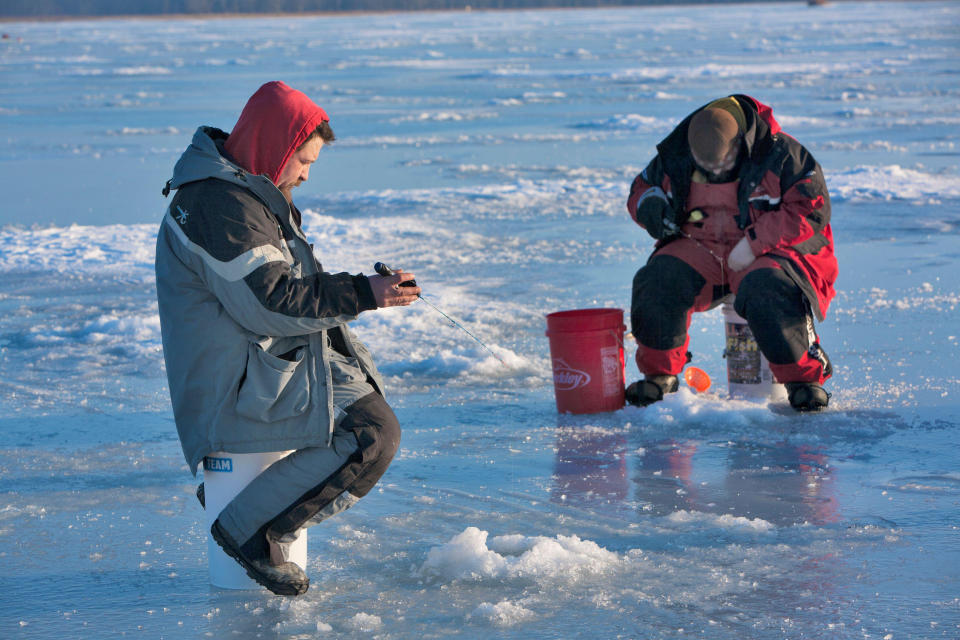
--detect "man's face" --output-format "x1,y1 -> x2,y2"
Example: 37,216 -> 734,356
691,136 -> 741,183
275,136 -> 324,200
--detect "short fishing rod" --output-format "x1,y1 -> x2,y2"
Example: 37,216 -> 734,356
374,262 -> 507,368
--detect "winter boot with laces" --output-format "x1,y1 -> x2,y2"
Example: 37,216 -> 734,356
625,374 -> 679,407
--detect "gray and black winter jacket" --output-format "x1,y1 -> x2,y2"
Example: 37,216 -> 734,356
156,126 -> 382,475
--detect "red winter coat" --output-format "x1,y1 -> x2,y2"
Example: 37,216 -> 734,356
627,95 -> 837,320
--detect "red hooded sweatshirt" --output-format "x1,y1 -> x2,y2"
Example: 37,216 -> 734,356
224,81 -> 329,185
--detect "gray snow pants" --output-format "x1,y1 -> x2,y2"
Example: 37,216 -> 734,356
216,353 -> 401,561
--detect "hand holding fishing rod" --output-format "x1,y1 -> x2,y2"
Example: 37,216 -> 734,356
368,263 -> 420,307
374,262 -> 507,367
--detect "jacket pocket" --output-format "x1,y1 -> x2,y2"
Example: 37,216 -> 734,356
343,333 -> 383,394
236,342 -> 310,422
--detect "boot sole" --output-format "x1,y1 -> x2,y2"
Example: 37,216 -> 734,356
210,520 -> 309,596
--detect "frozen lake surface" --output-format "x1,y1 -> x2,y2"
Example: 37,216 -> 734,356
1,2 -> 959,638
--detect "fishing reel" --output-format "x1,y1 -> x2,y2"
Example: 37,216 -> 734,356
374,262 -> 417,287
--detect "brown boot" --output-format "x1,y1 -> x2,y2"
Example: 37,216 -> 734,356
210,519 -> 309,596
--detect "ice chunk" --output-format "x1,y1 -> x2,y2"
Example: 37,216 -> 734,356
421,526 -> 621,582
470,600 -> 536,627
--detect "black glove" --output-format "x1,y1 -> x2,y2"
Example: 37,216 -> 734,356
634,187 -> 676,240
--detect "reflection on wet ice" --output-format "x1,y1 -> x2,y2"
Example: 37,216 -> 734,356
551,424 -> 839,527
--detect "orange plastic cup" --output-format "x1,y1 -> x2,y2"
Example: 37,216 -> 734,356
684,366 -> 712,393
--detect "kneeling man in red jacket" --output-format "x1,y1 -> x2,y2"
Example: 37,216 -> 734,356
626,95 -> 837,411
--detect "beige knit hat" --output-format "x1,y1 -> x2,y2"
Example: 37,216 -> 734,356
687,107 -> 740,164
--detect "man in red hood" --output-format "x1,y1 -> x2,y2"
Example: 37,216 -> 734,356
625,95 -> 837,411
156,81 -> 419,595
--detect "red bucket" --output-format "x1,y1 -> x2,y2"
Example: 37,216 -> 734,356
545,308 -> 626,414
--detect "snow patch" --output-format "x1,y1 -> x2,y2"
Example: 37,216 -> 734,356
0,223 -> 157,278
82,312 -> 160,344
390,110 -> 499,124
106,126 -> 181,136
667,510 -> 776,533
573,113 -> 675,131
470,600 -> 536,627
816,140 -> 907,153
113,66 -> 173,76
420,526 -> 622,582
828,165 -> 960,203
345,612 -> 383,632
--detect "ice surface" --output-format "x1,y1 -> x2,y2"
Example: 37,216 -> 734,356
1,2 -> 959,638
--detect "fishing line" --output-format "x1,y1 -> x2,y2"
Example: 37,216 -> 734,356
664,217 -> 726,288
374,262 -> 508,368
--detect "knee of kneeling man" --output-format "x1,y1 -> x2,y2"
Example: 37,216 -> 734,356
735,269 -> 794,316
733,288 -> 761,319
636,257 -> 704,303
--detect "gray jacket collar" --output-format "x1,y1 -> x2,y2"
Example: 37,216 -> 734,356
164,126 -> 291,221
